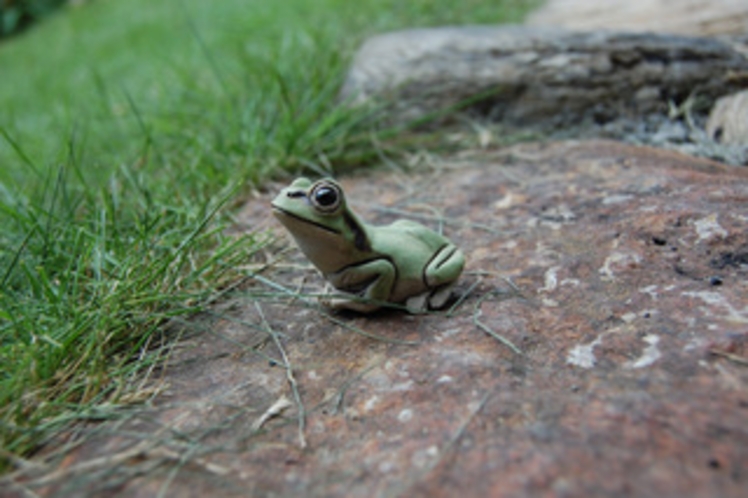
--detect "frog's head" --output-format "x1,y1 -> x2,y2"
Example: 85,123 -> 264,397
271,177 -> 348,230
271,178 -> 370,271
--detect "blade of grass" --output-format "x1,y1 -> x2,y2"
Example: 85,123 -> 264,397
0,126 -> 40,178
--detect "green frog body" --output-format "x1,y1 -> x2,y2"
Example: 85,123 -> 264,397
271,178 -> 465,313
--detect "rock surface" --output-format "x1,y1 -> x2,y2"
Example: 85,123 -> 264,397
341,26 -> 748,165
527,0 -> 748,36
524,0 -> 748,163
341,26 -> 748,125
707,90 -> 748,145
6,140 -> 748,497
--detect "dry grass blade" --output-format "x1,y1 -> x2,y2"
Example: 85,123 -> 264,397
254,302 -> 307,449
248,273 -> 421,345
710,349 -> 748,366
472,291 -> 523,356
252,396 -> 294,431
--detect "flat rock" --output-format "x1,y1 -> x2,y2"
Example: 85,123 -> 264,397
527,0 -> 748,36
7,140 -> 748,497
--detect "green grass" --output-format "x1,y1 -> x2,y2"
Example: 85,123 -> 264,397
0,0 -> 537,469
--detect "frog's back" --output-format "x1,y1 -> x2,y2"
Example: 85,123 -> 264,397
369,219 -> 451,285
372,219 -> 450,252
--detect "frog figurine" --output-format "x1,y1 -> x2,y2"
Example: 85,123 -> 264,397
271,177 -> 465,313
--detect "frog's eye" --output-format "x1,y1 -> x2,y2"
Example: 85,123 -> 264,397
310,181 -> 342,213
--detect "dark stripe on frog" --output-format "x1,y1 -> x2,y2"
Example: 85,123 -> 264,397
272,206 -> 341,235
422,243 -> 452,285
343,211 -> 371,252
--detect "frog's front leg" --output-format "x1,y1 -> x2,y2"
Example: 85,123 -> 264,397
324,258 -> 396,313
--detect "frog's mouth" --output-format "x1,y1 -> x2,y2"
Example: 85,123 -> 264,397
271,204 -> 340,235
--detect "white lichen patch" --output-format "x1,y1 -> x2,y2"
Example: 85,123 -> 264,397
538,266 -> 561,293
639,285 -> 660,300
542,298 -> 559,307
493,193 -> 516,210
411,445 -> 439,469
693,214 -> 728,241
364,395 -> 380,412
397,408 -> 414,423
390,380 -> 415,392
624,334 -> 662,369
599,252 -> 642,280
683,337 -> 708,353
567,334 -> 605,368
683,291 -> 748,324
436,328 -> 462,341
602,194 -> 634,205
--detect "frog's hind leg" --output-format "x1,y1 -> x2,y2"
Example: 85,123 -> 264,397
424,243 -> 465,288
410,243 -> 464,312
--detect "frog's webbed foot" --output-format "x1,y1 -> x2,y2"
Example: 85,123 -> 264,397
321,259 -> 396,313
405,293 -> 430,314
428,283 -> 455,309
320,283 -> 382,313
405,283 -> 456,314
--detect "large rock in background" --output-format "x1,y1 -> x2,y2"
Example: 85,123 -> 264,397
342,26 -> 748,124
341,26 -> 748,163
707,89 -> 748,145
527,0 -> 748,149
9,141 -> 748,496
527,0 -> 748,36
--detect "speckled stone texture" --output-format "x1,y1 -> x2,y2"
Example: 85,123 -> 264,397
8,141 -> 748,497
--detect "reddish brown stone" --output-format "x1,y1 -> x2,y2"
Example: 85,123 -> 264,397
6,140 -> 748,497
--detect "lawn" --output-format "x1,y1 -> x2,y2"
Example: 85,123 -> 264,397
0,0 -> 536,469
